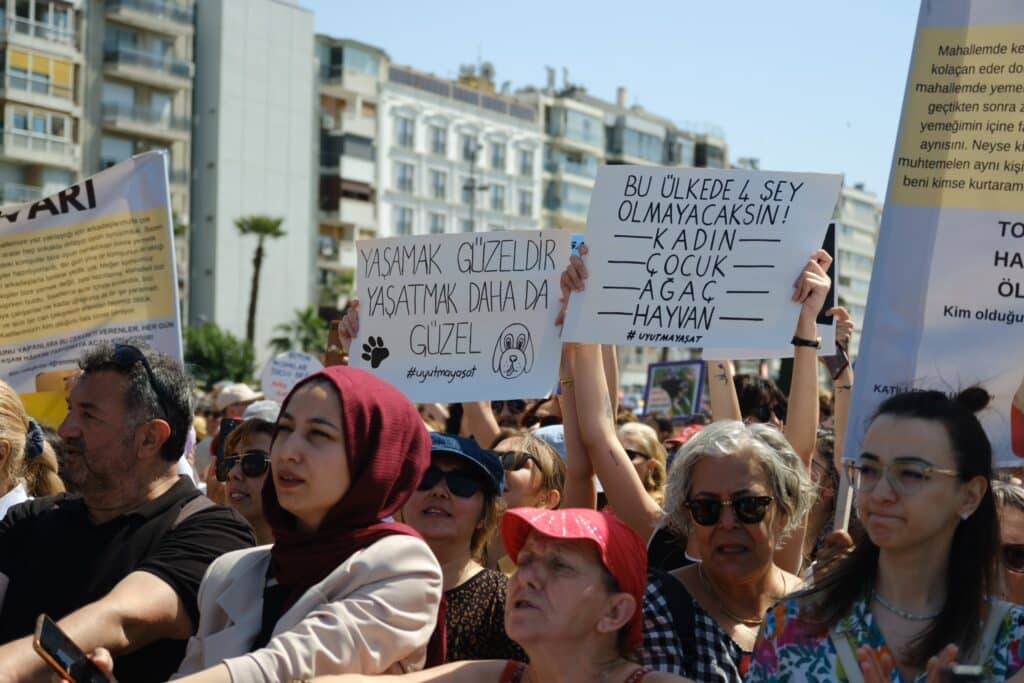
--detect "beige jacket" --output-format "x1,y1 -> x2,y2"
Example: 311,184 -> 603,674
174,534 -> 443,681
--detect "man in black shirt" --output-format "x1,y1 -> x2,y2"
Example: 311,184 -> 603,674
0,343 -> 254,682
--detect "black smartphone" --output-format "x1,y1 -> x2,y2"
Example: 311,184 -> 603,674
216,418 -> 243,462
939,665 -> 983,682
33,614 -> 107,683
822,342 -> 850,380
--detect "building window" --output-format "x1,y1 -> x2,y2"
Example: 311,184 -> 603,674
395,115 -> 414,149
430,125 -> 447,156
429,169 -> 447,200
395,162 -> 414,193
519,149 -> 533,177
460,176 -> 473,205
461,134 -> 477,162
518,190 -> 532,217
394,206 -> 413,235
429,212 -> 446,234
488,223 -> 502,232
100,135 -> 133,168
490,185 -> 505,212
6,48 -> 73,100
460,219 -> 474,233
490,142 -> 506,171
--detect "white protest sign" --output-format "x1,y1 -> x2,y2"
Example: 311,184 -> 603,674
261,351 -> 324,402
351,230 -> 571,402
562,166 -> 841,350
846,1 -> 1024,469
0,152 -> 181,393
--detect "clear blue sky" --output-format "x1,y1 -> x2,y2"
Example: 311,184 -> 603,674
299,1 -> 920,197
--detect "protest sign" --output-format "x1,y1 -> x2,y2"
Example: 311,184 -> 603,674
846,1 -> 1024,469
260,351 -> 324,402
351,230 -> 571,402
642,360 -> 704,421
0,152 -> 181,394
561,166 -> 841,351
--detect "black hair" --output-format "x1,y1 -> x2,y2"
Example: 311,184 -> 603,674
734,374 -> 787,422
798,387 -> 997,666
79,341 -> 194,463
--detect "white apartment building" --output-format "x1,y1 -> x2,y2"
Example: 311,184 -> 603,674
834,182 -> 882,357
379,64 -> 543,239
189,0 -> 315,361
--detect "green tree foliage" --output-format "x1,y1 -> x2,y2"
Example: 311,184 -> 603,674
184,323 -> 254,389
269,306 -> 327,354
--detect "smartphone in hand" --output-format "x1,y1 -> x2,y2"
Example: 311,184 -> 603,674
33,614 -> 107,683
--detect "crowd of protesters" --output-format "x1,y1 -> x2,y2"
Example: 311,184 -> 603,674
1,247 -> 1023,683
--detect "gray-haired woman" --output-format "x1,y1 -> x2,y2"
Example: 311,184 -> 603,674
993,479 -> 1024,604
641,421 -> 815,681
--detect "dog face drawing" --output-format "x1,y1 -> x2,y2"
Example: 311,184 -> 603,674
492,323 -> 534,379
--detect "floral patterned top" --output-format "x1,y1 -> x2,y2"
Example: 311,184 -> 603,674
745,595 -> 1024,682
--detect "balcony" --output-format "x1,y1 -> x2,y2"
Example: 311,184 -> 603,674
338,112 -> 375,139
105,0 -> 194,35
0,129 -> 78,168
318,241 -> 357,272
102,102 -> 189,141
319,64 -> 378,99
543,157 -> 598,183
1,72 -> 77,113
339,198 -> 374,227
339,156 -> 374,185
0,182 -> 41,205
3,16 -> 78,52
103,43 -> 192,90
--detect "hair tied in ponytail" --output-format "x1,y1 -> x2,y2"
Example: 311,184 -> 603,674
24,418 -> 44,461
954,386 -> 991,414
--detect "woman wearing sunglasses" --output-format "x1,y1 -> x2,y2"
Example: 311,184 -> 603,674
993,480 -> 1024,605
401,432 -> 526,663
748,388 -> 1024,682
619,422 -> 668,507
218,418 -> 275,545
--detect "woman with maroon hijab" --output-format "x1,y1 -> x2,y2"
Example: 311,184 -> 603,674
157,366 -> 444,681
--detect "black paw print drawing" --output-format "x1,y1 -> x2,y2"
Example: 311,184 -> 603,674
361,336 -> 390,368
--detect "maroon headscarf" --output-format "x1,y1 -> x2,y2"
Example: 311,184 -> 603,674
262,366 -> 445,662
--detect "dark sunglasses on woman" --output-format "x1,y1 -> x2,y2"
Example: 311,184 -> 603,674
753,403 -> 786,424
417,466 -> 484,498
684,495 -> 775,526
496,451 -> 540,471
216,450 -> 271,482
491,400 -> 527,415
1004,544 -> 1024,574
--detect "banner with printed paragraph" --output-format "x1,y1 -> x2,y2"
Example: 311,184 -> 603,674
561,166 -> 841,350
0,152 -> 182,394
847,1 -> 1024,468
351,230 -> 571,403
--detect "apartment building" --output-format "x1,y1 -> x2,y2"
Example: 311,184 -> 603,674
189,0 -> 315,360
834,182 -> 882,357
0,0 -> 82,204
378,63 -> 543,240
315,35 -> 386,312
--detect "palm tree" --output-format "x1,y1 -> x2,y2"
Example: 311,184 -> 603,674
235,215 -> 285,345
269,306 -> 327,354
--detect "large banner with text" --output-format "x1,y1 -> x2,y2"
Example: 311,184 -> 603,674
0,152 -> 181,395
561,166 -> 841,350
351,230 -> 571,402
847,1 -> 1024,468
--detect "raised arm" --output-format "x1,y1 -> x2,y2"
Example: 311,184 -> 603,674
706,359 -> 742,422
460,401 -> 501,447
559,344 -> 597,509
828,307 -> 855,467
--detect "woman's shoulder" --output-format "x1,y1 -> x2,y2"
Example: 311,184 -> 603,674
324,533 -> 442,589
206,544 -> 272,582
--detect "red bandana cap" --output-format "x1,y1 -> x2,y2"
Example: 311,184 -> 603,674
501,507 -> 648,650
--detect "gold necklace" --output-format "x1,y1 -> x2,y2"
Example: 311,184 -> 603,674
698,563 -> 771,627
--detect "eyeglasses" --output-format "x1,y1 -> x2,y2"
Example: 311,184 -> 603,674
846,459 -> 959,496
625,449 -> 650,461
753,404 -> 786,424
497,450 -> 540,471
1004,544 -> 1024,574
491,400 -> 527,415
417,466 -> 484,498
684,495 -> 775,526
216,450 -> 271,482
112,343 -> 172,421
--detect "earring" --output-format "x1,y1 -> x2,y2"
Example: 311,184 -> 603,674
960,511 -> 971,520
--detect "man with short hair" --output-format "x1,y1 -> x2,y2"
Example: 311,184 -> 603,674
0,342 -> 255,683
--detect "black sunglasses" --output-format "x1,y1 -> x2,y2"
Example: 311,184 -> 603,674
753,403 -> 786,424
418,466 -> 484,498
216,450 -> 271,482
1005,544 -> 1024,574
496,450 -> 540,471
684,495 -> 774,526
112,343 -> 172,421
625,448 -> 650,461
491,400 -> 527,414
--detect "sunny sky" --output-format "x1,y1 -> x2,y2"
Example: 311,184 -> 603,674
298,1 -> 922,198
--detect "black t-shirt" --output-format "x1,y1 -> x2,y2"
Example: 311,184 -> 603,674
0,476 -> 255,683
